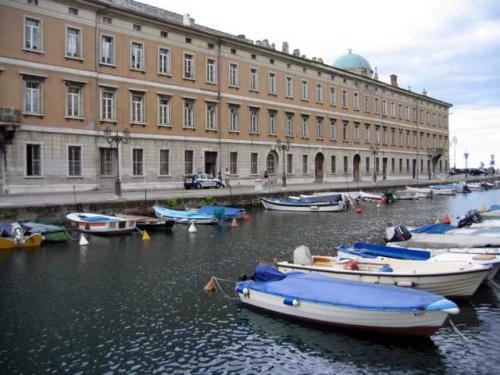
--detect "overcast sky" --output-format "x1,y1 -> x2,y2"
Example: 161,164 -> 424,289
143,0 -> 500,168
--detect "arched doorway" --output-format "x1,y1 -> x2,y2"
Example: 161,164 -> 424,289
315,153 -> 324,182
266,151 -> 278,176
353,154 -> 360,182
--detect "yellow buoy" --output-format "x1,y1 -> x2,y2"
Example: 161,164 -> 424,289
434,217 -> 442,224
142,230 -> 150,241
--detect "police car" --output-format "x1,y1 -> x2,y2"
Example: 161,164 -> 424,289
184,173 -> 224,189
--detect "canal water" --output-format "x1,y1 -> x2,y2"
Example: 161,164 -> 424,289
1,190 -> 500,374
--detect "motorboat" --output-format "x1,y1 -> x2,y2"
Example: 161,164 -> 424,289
236,264 -> 459,337
20,222 -> 67,242
338,242 -> 500,281
153,205 -> 218,224
394,190 -> 419,200
481,204 -> 500,220
405,186 -> 432,198
261,195 -> 347,212
0,222 -> 43,250
276,245 -> 490,297
429,185 -> 456,196
66,213 -> 136,235
466,182 -> 484,191
116,214 -> 175,231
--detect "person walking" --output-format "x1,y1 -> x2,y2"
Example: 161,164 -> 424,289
223,167 -> 230,188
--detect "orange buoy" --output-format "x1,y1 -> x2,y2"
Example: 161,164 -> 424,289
203,276 -> 218,292
355,207 -> 363,215
243,213 -> 251,222
443,215 -> 451,224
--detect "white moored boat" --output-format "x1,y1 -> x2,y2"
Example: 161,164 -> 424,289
405,186 -> 432,198
236,264 -> 459,337
261,195 -> 347,212
276,246 -> 490,297
66,213 -> 136,235
429,185 -> 456,196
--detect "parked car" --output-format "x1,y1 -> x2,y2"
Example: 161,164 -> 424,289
468,169 -> 488,176
184,173 -> 224,189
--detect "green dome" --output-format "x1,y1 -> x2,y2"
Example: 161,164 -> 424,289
334,50 -> 372,75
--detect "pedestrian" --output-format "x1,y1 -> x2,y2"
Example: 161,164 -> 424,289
224,167 -> 230,188
264,170 -> 269,186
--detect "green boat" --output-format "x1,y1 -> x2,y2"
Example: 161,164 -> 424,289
21,222 -> 68,242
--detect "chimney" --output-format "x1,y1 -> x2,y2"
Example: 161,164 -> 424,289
312,57 -> 317,62
293,49 -> 300,57
282,41 -> 289,54
271,42 -> 275,50
374,67 -> 379,80
390,74 -> 398,87
183,13 -> 193,26
317,57 -> 324,64
237,34 -> 246,39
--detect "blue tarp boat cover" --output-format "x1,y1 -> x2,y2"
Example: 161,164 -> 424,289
21,222 -> 64,233
153,206 -> 215,220
254,264 -> 289,282
490,204 -> 500,211
0,222 -> 14,237
348,242 -> 431,261
236,265 -> 454,312
411,223 -> 455,234
301,194 -> 343,203
76,215 -> 112,222
199,205 -> 244,218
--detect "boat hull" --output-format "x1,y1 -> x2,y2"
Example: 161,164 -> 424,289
66,213 -> 136,235
0,233 -> 43,250
237,289 -> 447,337
261,198 -> 345,212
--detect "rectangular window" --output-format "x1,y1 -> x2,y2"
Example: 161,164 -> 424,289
354,122 -> 360,142
229,105 -> 240,132
24,17 -> 41,51
68,145 -> 81,177
158,48 -> 171,74
249,68 -> 259,91
132,148 -> 143,176
364,96 -> 369,112
249,108 -> 259,133
376,126 -> 381,143
329,86 -> 336,105
250,153 -> 258,175
316,83 -> 323,102
383,100 -> 388,115
316,117 -> 323,139
342,121 -> 349,141
287,154 -> 293,174
376,157 -> 380,173
184,150 -> 193,175
374,98 -> 380,113
159,149 -> 169,176
183,53 -> 195,79
24,79 -> 42,114
329,118 -> 337,140
158,95 -> 171,125
390,102 -> 395,117
131,42 -> 144,70
100,35 -> 115,64
391,128 -> 396,145
206,102 -> 217,130
130,92 -> 145,123
206,58 -> 216,83
366,157 -> 370,173
301,115 -> 309,138
26,144 -> 41,176
342,90 -> 348,107
100,148 -> 115,176
100,87 -> 116,121
383,127 -> 388,144
66,27 -> 81,58
66,83 -> 82,118
343,156 -> 348,174
301,80 -> 309,100
398,104 -> 402,118
399,130 -> 403,145
268,72 -> 277,95
353,93 -> 359,109
406,130 -> 410,145
331,155 -> 336,173
229,63 -> 239,87
285,113 -> 294,137
268,111 -> 277,135
183,99 -> 195,128
365,124 -> 370,142
391,158 -> 395,173
407,159 -> 410,172
230,152 -> 237,175
399,158 -> 403,173
302,155 -> 308,174
285,76 -> 293,98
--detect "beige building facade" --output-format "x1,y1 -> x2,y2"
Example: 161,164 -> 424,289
0,0 -> 451,194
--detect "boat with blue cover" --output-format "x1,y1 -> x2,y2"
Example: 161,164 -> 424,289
482,204 -> 500,220
21,222 -> 68,242
261,194 -> 347,212
153,205 -> 218,224
235,264 -> 459,337
338,242 -> 500,281
198,205 -> 245,220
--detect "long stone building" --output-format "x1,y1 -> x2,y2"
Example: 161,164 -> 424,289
0,0 -> 451,194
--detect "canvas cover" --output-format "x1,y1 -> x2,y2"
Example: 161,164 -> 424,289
411,223 -> 455,234
349,242 -> 431,261
199,205 -> 244,218
237,266 -> 453,311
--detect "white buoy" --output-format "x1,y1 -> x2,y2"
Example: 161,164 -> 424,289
79,233 -> 89,246
188,222 -> 197,233
376,202 -> 381,208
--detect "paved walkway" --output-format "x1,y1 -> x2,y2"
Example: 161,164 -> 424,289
0,175 -> 493,209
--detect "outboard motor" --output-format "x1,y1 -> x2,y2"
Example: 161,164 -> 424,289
293,245 -> 313,265
457,209 -> 482,228
386,225 -> 412,242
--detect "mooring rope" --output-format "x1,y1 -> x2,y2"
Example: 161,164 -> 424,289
212,277 -> 239,300
488,279 -> 500,291
448,318 -> 473,348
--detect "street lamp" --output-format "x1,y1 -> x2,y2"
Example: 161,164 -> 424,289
104,126 -> 131,197
276,139 -> 290,187
452,136 -> 457,170
464,152 -> 469,179
370,145 -> 379,182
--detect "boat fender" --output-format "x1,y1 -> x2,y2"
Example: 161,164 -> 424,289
235,285 -> 250,296
283,297 -> 299,306
345,260 -> 359,270
443,215 -> 451,225
379,264 -> 393,272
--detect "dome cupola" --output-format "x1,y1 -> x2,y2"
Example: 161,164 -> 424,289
333,49 -> 373,77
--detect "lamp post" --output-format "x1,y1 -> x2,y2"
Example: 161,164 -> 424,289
276,139 -> 290,187
104,126 -> 131,197
370,145 -> 378,182
452,136 -> 457,170
464,152 -> 469,179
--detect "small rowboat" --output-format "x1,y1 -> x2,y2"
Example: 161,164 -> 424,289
21,222 -> 68,242
0,222 -> 43,250
405,186 -> 432,198
236,264 -> 459,337
66,213 -> 136,235
261,196 -> 347,212
277,245 -> 490,297
153,205 -> 218,224
429,185 -> 456,195
116,214 -> 175,231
